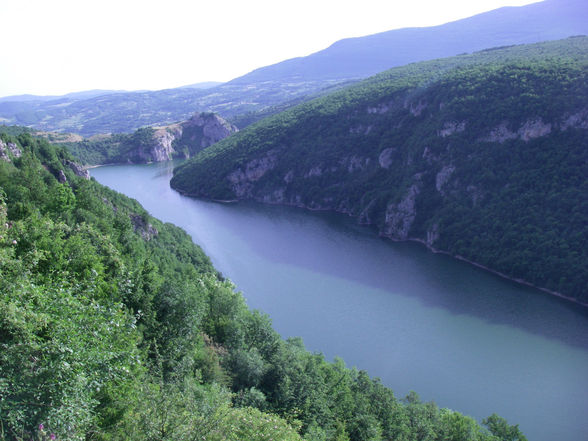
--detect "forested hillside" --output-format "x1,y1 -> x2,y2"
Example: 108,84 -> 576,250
171,37 -> 588,304
1,112 -> 238,166
62,112 -> 238,165
0,134 -> 525,440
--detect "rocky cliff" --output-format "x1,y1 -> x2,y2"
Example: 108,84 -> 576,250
0,139 -> 22,162
171,38 -> 588,303
138,113 -> 238,163
62,112 -> 238,165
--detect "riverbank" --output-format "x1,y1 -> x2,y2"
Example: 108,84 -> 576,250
404,237 -> 588,309
93,161 -> 588,441
172,183 -> 586,308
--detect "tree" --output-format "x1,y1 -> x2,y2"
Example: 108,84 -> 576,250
483,414 -> 528,441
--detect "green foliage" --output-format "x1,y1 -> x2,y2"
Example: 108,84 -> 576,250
60,114 -> 232,166
0,134 -> 523,440
47,183 -> 76,214
483,414 -> 528,441
61,133 -> 129,165
438,410 -> 493,441
0,125 -> 33,137
0,282 -> 139,440
0,136 -> 218,439
171,37 -> 588,302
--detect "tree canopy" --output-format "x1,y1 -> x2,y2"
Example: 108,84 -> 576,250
0,132 -> 525,440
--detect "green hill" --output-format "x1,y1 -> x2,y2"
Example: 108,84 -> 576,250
62,112 -> 238,165
0,134 -> 524,439
171,37 -> 588,304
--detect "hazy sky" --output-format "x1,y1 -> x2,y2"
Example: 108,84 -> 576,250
1,0 -> 540,97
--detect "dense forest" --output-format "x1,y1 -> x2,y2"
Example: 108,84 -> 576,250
0,125 -> 154,166
0,133 -> 528,440
171,37 -> 588,304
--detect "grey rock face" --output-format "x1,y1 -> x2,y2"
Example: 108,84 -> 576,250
151,128 -> 178,161
435,165 -> 455,194
561,108 -> 588,130
66,160 -> 90,179
194,113 -> 238,148
0,140 -> 22,162
481,118 -> 552,143
227,150 -> 278,198
438,121 -> 466,137
57,170 -> 67,183
383,183 -> 421,239
127,113 -> 238,163
130,214 -> 158,240
378,148 -> 395,169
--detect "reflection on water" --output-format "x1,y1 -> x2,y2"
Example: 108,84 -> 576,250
92,162 -> 588,441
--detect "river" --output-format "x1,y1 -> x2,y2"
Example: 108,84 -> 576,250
92,161 -> 588,441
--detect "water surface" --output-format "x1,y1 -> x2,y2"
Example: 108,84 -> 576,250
92,162 -> 588,441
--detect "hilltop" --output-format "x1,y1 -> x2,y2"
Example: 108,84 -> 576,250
171,37 -> 588,304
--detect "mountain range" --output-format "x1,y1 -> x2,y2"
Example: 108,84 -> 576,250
230,0 -> 587,84
0,0 -> 586,137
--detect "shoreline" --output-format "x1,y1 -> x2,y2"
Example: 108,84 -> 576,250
83,162 -> 119,170
400,237 -> 588,308
170,185 -> 587,308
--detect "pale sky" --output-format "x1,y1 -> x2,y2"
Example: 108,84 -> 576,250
0,0 -> 540,98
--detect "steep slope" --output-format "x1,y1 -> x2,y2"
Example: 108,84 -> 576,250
63,112 -> 238,165
0,132 -> 524,441
171,37 -> 588,304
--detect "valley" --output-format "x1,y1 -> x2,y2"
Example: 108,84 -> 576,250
1,1 -> 587,440
94,161 -> 588,441
171,37 -> 588,305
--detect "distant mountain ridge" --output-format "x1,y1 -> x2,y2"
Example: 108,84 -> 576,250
0,89 -> 135,103
171,37 -> 588,304
0,0 -> 586,136
229,0 -> 587,84
179,81 -> 224,90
